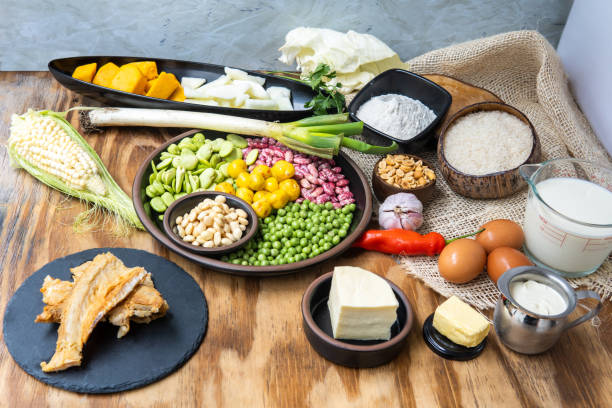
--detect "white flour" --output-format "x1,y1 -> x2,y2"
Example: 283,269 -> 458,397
356,94 -> 436,141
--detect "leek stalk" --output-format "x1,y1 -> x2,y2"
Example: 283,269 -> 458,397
81,108 -> 397,159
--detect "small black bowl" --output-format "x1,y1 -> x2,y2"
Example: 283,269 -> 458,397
162,191 -> 258,256
348,69 -> 452,153
301,271 -> 413,368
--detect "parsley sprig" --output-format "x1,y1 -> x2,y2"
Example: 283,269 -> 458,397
266,64 -> 346,116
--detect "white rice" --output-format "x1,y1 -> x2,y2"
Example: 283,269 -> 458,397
443,110 -> 533,175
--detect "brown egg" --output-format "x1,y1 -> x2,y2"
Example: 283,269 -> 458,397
476,219 -> 525,253
487,247 -> 533,284
438,238 -> 486,283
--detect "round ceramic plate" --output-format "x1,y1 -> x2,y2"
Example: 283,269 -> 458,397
3,248 -> 208,394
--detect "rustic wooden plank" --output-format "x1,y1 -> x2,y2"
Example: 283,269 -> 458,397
0,72 -> 610,407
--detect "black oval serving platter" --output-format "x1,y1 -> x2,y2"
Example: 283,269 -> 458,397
49,56 -> 315,121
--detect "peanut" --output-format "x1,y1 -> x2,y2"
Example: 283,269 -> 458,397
377,154 -> 435,190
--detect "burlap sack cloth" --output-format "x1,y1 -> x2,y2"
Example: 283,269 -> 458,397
344,30 -> 612,310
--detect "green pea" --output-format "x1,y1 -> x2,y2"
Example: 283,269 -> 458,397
338,229 -> 348,238
150,197 -> 167,213
332,236 -> 341,245
324,202 -> 333,210
323,242 -> 332,251
270,248 -> 279,257
302,246 -> 311,254
270,259 -> 278,266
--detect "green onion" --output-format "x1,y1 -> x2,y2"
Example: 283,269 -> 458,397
81,108 -> 397,159
7,109 -> 143,232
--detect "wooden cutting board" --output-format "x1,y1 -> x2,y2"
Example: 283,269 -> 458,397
423,74 -> 503,136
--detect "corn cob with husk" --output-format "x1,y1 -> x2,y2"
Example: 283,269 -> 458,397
7,109 -> 143,231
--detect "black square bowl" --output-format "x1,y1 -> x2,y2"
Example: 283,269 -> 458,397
348,69 -> 452,153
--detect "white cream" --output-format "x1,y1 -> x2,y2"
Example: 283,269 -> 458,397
509,280 -> 567,316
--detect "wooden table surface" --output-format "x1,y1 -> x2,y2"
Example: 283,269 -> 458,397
1,72 -> 611,408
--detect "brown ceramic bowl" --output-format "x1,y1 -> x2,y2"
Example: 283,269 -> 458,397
437,102 -> 541,199
301,272 -> 413,368
133,129 -> 373,277
372,154 -> 436,203
163,191 -> 258,256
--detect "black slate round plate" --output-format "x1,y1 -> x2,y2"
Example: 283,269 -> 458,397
422,313 -> 486,361
2,248 -> 208,394
49,56 -> 314,122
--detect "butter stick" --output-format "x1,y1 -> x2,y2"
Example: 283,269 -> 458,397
432,296 -> 490,348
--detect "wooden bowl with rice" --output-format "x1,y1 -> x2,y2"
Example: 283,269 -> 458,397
437,102 -> 541,199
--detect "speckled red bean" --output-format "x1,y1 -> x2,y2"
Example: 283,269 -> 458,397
311,187 -> 324,198
331,166 -> 342,173
333,202 -> 343,209
335,186 -> 350,194
300,179 -> 312,189
305,174 -> 318,185
322,182 -> 335,195
294,157 -> 311,165
307,164 -> 318,177
338,192 -> 353,201
284,151 -> 293,162
314,195 -> 330,204
296,197 -> 305,203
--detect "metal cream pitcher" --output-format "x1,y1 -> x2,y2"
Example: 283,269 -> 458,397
494,266 -> 602,354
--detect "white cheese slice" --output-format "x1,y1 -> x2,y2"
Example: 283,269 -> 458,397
327,266 -> 399,340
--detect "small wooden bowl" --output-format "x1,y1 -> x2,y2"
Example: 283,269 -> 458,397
372,154 -> 436,203
301,272 -> 413,368
163,191 -> 258,256
437,102 -> 541,199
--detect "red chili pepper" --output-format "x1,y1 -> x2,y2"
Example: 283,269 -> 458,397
352,228 -> 484,256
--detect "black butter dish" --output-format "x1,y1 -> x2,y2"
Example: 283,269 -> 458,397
422,313 -> 486,361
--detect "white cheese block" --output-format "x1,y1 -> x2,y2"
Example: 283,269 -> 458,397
327,266 -> 399,340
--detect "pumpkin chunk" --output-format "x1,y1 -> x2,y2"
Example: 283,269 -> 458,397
72,63 -> 97,83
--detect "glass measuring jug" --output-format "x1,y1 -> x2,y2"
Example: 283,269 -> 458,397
519,158 -> 612,277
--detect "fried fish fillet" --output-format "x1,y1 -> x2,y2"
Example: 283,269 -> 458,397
37,274 -> 168,338
40,252 -> 147,372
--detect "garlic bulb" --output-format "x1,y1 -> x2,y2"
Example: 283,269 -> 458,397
378,193 -> 423,231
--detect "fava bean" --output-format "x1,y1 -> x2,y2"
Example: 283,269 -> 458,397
156,157 -> 173,170
161,167 -> 176,185
150,196 -> 167,213
167,143 -> 180,155
196,144 -> 213,162
199,168 -> 216,189
161,192 -> 175,207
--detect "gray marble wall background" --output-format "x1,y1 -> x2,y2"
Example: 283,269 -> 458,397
0,0 -> 572,71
